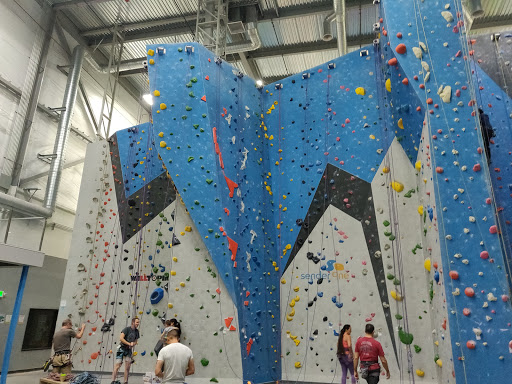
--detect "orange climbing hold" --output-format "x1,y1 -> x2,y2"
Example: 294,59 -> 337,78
224,173 -> 239,198
91,352 -> 99,360
201,95 -> 206,102
228,236 -> 238,261
224,207 -> 230,216
395,43 -> 407,54
246,338 -> 254,356
229,325 -> 236,331
388,58 -> 398,66
224,317 -> 234,328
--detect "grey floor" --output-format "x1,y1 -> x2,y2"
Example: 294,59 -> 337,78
6,370 -> 120,384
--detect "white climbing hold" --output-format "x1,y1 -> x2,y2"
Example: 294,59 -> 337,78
487,292 -> 497,302
419,42 -> 427,52
413,47 -> 423,59
240,147 -> 249,170
421,61 -> 430,72
439,85 -> 452,103
442,11 -> 454,22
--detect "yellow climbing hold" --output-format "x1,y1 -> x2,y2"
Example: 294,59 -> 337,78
154,90 -> 160,97
293,286 -> 300,292
355,87 -> 366,96
293,338 -> 300,346
160,103 -> 167,110
294,295 -> 300,302
415,160 -> 421,171
436,359 -> 443,368
390,290 -> 403,301
294,362 -> 302,369
171,270 -> 176,276
172,257 -> 178,262
286,315 -> 293,321
168,303 -> 173,309
385,78 -> 391,92
391,181 -> 404,192
158,132 -> 164,137
160,141 -> 167,148
382,166 -> 390,174
424,258 -> 431,272
184,226 -> 192,232
180,282 -> 185,287
289,299 -> 296,307
416,369 -> 425,377
418,205 -> 424,216
149,59 -> 155,65
281,279 -> 286,284
148,49 -> 155,56
398,118 -> 404,129
289,308 -> 295,317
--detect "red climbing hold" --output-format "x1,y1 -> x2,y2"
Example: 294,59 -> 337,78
223,173 -> 239,198
463,308 -> 471,316
466,340 -> 476,349
435,167 -> 444,174
395,43 -> 407,54
464,287 -> 475,297
388,58 -> 398,66
402,78 -> 409,85
489,225 -> 498,234
480,251 -> 489,260
224,207 -> 230,216
449,271 -> 459,280
201,95 -> 206,102
473,164 -> 481,172
205,76 -> 210,81
246,338 -> 253,356
224,317 -> 234,328
91,352 -> 99,360
229,325 -> 236,331
396,32 -> 402,38
216,288 -> 221,294
228,236 -> 238,261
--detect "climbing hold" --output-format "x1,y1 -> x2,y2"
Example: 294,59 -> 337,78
397,118 -> 404,129
435,167 -> 444,174
424,258 -> 431,272
436,359 -> 443,367
385,78 -> 391,92
391,181 -> 404,192
160,103 -> 167,110
390,290 -> 403,301
398,328 -> 414,345
465,287 -> 475,297
402,78 -> 409,85
160,141 -> 167,148
294,362 -> 302,369
388,58 -> 397,66
355,87 -> 366,96
417,206 -> 424,216
395,43 -> 407,54
147,49 -> 155,56
441,11 -> 454,22
448,271 -> 459,280
416,369 -> 425,377
201,358 -> 210,367
415,161 -> 421,171
150,288 -> 164,304
153,90 -> 160,97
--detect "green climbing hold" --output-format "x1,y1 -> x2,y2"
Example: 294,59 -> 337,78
398,327 -> 414,345
193,124 -> 199,129
178,48 -> 183,52
210,379 -> 218,383
186,82 -> 192,88
189,92 -> 195,98
414,345 -> 421,353
188,156 -> 194,162
384,231 -> 392,237
152,309 -> 159,317
383,220 -> 390,227
155,280 -> 161,286
388,235 -> 396,241
185,106 -> 192,111
395,314 -> 403,320
153,267 -> 159,273
387,273 -> 395,280
191,77 -> 198,83
404,189 -> 415,198
186,276 -> 191,281
429,281 -> 434,302
190,65 -> 195,69
434,354 -> 439,363
182,115 -> 187,120
393,278 -> 401,286
206,179 -> 213,184
200,128 -> 205,132
201,358 -> 209,367
190,294 -> 195,298
156,240 -> 163,246
202,114 -> 207,118
195,248 -> 201,251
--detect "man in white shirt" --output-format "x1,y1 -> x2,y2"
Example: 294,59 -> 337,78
155,329 -> 195,383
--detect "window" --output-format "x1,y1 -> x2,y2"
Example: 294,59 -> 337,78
21,309 -> 58,351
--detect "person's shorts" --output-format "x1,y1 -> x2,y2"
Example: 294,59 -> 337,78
52,353 -> 72,367
115,346 -> 132,363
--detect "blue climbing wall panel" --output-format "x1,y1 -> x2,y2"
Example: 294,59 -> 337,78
147,43 -> 281,383
381,0 -> 512,382
471,63 -> 512,266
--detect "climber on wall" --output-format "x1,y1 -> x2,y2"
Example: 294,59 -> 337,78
337,324 -> 356,384
478,107 -> 495,162
51,319 -> 85,376
353,324 -> 390,384
111,317 -> 140,384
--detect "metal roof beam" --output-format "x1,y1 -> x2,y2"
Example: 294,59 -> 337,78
247,34 -> 374,59
53,0 -> 115,9
91,25 -> 194,46
80,0 -> 374,40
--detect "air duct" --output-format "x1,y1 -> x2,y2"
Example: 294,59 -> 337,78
0,192 -> 52,218
44,45 -> 84,211
323,17 -> 333,41
465,0 -> 484,18
225,22 -> 262,55
85,55 -> 145,74
334,0 -> 347,55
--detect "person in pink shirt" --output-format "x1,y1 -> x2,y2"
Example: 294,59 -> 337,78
353,324 -> 390,383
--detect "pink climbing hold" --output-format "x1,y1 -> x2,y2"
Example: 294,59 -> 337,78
480,251 -> 489,260
435,167 -> 444,174
463,308 -> 471,316
473,164 -> 481,172
466,340 -> 476,349
485,198 -> 492,204
465,287 -> 475,297
395,43 -> 407,54
489,225 -> 498,234
388,58 -> 398,66
396,32 -> 402,38
502,295 -> 509,302
477,147 -> 483,154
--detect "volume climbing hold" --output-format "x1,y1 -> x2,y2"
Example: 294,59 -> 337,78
150,288 -> 164,304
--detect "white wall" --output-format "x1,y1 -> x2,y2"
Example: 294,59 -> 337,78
0,0 -> 149,259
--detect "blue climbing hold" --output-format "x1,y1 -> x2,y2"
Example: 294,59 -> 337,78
150,288 -> 165,304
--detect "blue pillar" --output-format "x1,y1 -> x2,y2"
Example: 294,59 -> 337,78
0,265 -> 29,384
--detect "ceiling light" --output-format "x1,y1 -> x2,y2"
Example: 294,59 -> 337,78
142,93 -> 153,105
256,80 -> 263,87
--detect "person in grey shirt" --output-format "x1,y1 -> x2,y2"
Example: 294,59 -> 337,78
155,329 -> 194,383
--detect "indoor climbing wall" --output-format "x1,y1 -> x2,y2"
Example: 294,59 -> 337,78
380,0 -> 512,382
58,135 -> 243,382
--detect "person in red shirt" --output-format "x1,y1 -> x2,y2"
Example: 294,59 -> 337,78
353,324 -> 390,383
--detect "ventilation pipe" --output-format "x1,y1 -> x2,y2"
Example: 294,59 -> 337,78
43,45 -> 84,211
323,17 -> 334,41
225,5 -> 262,55
465,0 -> 484,17
85,55 -> 144,74
334,0 -> 347,56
